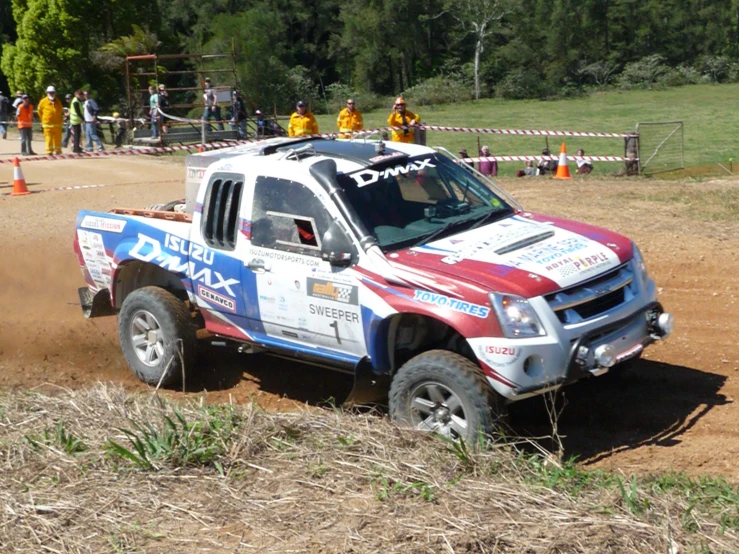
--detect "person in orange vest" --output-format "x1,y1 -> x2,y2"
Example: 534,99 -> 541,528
336,98 -> 363,138
288,101 -> 318,137
37,85 -> 64,154
16,94 -> 36,156
387,97 -> 420,143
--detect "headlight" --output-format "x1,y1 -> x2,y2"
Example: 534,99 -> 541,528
489,293 -> 546,338
632,242 -> 649,283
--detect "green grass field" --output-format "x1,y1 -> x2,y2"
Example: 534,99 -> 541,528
315,84 -> 739,177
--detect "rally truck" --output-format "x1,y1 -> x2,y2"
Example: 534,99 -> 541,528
74,136 -> 673,441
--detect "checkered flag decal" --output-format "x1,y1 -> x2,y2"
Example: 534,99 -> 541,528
557,263 -> 579,278
335,284 -> 353,303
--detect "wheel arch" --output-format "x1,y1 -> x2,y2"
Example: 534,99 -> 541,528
112,260 -> 189,309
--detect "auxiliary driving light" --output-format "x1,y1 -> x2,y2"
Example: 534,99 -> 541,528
657,312 -> 674,336
594,344 -> 617,368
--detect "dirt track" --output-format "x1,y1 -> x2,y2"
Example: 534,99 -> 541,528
1,136 -> 737,482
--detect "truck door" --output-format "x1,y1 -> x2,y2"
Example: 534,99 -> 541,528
244,176 -> 367,360
189,172 -> 253,337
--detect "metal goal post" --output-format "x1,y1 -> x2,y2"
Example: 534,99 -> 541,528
635,121 -> 684,175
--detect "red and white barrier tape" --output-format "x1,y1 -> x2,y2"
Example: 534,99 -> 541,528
462,155 -> 635,163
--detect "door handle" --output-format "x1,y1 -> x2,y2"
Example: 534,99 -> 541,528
247,258 -> 270,273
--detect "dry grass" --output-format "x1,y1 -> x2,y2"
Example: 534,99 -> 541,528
0,384 -> 736,553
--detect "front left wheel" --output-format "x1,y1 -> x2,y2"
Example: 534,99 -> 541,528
389,350 -> 501,442
118,286 -> 196,387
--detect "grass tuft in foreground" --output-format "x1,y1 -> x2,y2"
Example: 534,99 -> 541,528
0,384 -> 736,553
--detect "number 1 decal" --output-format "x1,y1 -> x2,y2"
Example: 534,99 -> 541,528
329,320 -> 341,344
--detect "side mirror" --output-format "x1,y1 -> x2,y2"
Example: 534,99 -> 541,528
321,221 -> 355,266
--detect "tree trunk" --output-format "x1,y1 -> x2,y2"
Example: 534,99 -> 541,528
474,38 -> 482,100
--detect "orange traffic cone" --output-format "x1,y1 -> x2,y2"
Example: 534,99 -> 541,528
11,157 -> 30,196
553,143 -> 572,180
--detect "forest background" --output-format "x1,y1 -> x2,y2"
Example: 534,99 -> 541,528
1,0 -> 738,115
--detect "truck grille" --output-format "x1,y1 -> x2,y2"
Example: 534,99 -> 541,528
546,263 -> 634,324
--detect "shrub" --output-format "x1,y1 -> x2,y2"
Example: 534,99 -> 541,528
401,75 -> 474,107
658,65 -> 703,87
496,68 -> 547,99
699,55 -> 730,83
324,82 -> 388,115
617,55 -> 669,89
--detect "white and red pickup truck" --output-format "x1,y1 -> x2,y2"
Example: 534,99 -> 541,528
74,137 -> 673,440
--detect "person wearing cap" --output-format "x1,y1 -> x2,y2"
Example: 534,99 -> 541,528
157,85 -> 169,134
0,90 -> 10,139
458,148 -> 474,169
61,93 -> 73,149
288,101 -> 318,137
16,94 -> 35,155
82,90 -> 105,153
37,86 -> 64,154
336,98 -> 363,138
387,97 -> 420,143
69,90 -> 85,153
202,78 -> 224,131
12,91 -> 23,111
230,90 -> 247,139
255,109 -> 267,138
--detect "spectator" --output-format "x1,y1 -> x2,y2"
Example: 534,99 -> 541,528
12,90 -> 23,111
113,112 -> 127,148
575,148 -> 593,174
148,85 -> 159,138
336,98 -> 363,137
69,90 -> 84,154
203,77 -> 224,131
16,94 -> 35,155
387,97 -> 420,143
230,90 -> 247,139
0,90 -> 9,139
37,86 -> 64,155
537,148 -> 557,175
61,93 -> 72,149
83,90 -> 105,153
158,85 -> 169,135
288,101 -> 318,137
524,160 -> 536,176
478,145 -> 498,177
255,109 -> 267,138
458,148 -> 474,168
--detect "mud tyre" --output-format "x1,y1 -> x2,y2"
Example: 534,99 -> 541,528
118,286 -> 196,387
389,350 -> 499,442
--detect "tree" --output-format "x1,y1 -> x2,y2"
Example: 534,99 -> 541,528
438,0 -> 515,99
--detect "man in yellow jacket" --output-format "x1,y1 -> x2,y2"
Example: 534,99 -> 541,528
387,97 -> 420,143
336,98 -> 363,138
37,85 -> 64,154
288,101 -> 318,137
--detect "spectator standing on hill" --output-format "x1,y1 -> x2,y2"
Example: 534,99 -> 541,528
231,90 -> 247,139
69,90 -> 84,153
288,101 -> 318,137
37,86 -> 64,155
576,148 -> 593,174
61,93 -> 72,149
387,97 -> 420,143
16,94 -> 35,155
0,91 -> 10,139
83,90 -> 105,153
478,145 -> 498,177
203,78 -> 224,131
336,98 -> 363,137
148,85 -> 159,138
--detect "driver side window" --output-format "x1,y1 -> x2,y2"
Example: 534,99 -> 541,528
250,177 -> 330,256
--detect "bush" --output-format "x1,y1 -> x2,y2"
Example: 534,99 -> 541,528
699,55 -> 730,83
496,68 -> 547,99
658,65 -> 703,87
324,82 -> 388,115
400,75 -> 474,107
616,55 -> 669,89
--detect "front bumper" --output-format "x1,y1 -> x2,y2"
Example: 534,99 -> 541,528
470,301 -> 672,401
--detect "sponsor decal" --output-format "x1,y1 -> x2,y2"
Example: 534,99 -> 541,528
129,233 -> 239,297
485,346 -> 517,356
368,152 -> 406,163
349,157 -> 436,187
307,278 -> 359,305
544,252 -> 610,278
198,285 -> 236,312
413,290 -> 490,318
80,215 -> 127,233
259,295 -> 276,304
478,344 -> 523,368
309,304 -> 360,323
248,247 -> 321,267
508,236 -> 590,268
187,167 -> 207,179
164,234 -> 214,265
488,264 -> 516,277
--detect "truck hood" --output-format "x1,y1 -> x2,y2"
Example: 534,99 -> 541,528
388,213 -> 633,297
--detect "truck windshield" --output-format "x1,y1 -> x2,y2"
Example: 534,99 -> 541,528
337,153 -> 513,251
